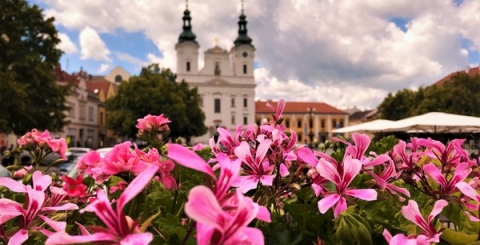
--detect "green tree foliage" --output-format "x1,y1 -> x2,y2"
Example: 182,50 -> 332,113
0,0 -> 70,135
378,73 -> 480,120
106,64 -> 207,143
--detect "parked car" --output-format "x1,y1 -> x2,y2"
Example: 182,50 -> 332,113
0,165 -> 10,177
55,148 -> 92,174
18,147 -> 92,166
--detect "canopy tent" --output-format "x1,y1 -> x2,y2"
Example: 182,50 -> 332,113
370,112 -> 480,133
332,119 -> 395,133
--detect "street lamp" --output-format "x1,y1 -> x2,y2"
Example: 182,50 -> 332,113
307,107 -> 316,147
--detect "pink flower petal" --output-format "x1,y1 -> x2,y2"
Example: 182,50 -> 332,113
317,194 -> 340,214
41,203 -> 78,212
32,171 -> 52,191
344,189 -> 377,201
333,196 -> 347,218
401,200 -> 429,231
456,182 -> 480,202
342,156 -> 363,187
117,164 -> 159,212
256,206 -> 271,223
351,133 -> 371,159
39,215 -> 66,232
316,158 -> 341,184
0,177 -> 26,192
8,229 -> 28,245
167,144 -> 215,179
120,233 -> 153,245
423,164 -> 447,187
45,231 -> 118,245
184,186 -> 225,232
427,199 -> 448,224
259,174 -> 275,186
235,176 -> 259,194
279,164 -> 289,177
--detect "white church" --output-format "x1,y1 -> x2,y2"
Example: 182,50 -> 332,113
174,4 -> 256,144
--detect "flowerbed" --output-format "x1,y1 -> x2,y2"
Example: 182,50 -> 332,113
1,99 -> 480,245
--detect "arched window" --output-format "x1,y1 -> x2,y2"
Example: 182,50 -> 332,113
243,98 -> 248,108
186,62 -> 191,72
243,64 -> 247,74
231,98 -> 235,107
114,75 -> 122,83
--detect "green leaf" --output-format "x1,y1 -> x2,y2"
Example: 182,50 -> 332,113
442,228 -> 478,245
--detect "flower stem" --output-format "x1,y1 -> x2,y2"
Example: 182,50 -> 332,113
181,220 -> 196,245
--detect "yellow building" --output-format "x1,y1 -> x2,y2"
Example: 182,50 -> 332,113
255,100 -> 349,144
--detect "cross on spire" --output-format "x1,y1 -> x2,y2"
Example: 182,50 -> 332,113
241,0 -> 244,14
186,0 -> 189,10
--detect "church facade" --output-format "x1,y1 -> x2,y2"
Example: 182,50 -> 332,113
175,6 -> 256,144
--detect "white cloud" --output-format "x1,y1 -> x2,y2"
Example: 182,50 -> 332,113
115,52 -> 144,65
57,33 -> 77,54
98,63 -> 110,73
78,26 -> 111,61
42,0 -> 480,108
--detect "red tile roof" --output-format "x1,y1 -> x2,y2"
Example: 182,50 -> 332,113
256,100 -> 347,114
86,78 -> 111,94
434,66 -> 480,86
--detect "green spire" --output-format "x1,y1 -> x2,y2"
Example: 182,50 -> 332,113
234,0 -> 253,47
178,1 -> 197,44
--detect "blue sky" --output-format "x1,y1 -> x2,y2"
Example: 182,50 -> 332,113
33,0 -> 480,109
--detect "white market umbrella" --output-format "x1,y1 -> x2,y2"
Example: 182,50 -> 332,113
333,119 -> 395,133
371,112 -> 480,133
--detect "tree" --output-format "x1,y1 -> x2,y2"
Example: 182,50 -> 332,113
377,73 -> 480,120
106,64 -> 207,144
0,0 -> 70,135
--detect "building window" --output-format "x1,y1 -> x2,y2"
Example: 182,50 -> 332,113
243,64 -> 247,74
243,116 -> 248,124
100,112 -> 104,125
285,119 -> 290,127
69,102 -> 75,118
79,104 -> 86,120
214,62 -> 221,76
332,119 -> 337,128
115,75 -> 122,83
88,107 -> 94,121
214,98 -> 221,113
231,98 -> 235,107
321,119 -> 325,128
199,96 -> 204,107
231,115 -> 235,124
243,98 -> 247,108
297,119 -> 302,128
186,62 -> 191,72
298,132 -> 303,142
339,119 -> 344,128
309,118 -> 313,128
256,118 -> 261,125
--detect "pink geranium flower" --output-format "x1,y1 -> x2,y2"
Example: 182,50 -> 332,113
401,199 -> 447,243
101,141 -> 140,175
316,156 -> 377,217
423,162 -> 471,195
0,171 -> 78,244
61,175 -> 87,197
233,140 -> 276,193
368,160 -> 410,201
135,114 -> 171,131
45,164 -> 159,245
185,186 -> 270,245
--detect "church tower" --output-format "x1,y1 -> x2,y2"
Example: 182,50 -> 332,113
175,1 -> 200,75
231,1 -> 255,78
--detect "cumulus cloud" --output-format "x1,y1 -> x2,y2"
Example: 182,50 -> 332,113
57,33 -> 77,54
98,63 -> 110,73
78,26 -> 111,61
42,0 -> 480,108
